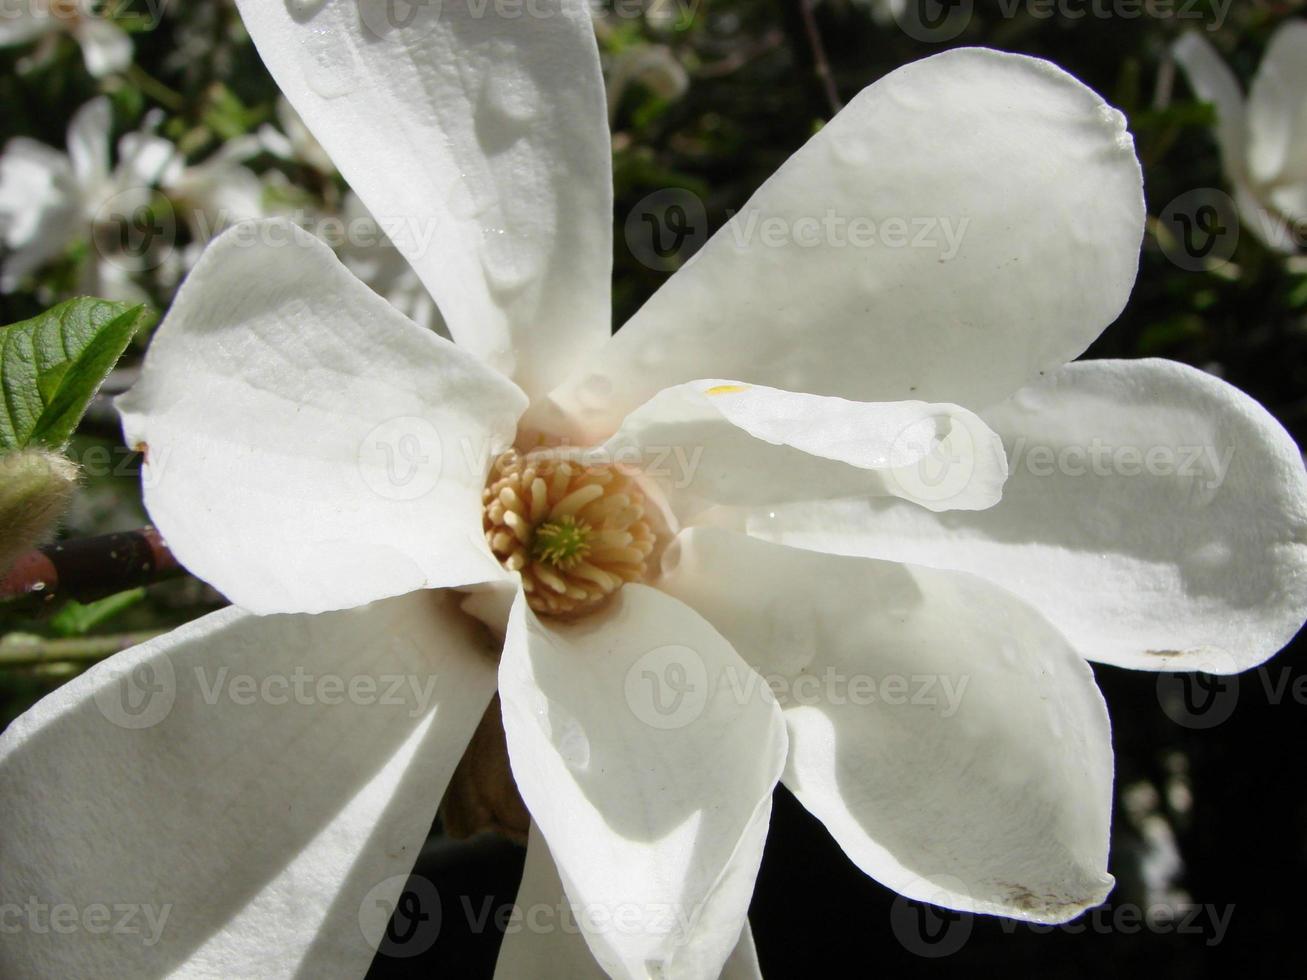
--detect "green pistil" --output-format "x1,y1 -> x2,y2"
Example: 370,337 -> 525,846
530,516 -> 591,569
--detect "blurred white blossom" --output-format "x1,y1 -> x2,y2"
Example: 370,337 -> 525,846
1174,22 -> 1307,253
258,95 -> 335,177
605,43 -> 689,119
0,0 -> 131,77
0,97 -> 170,301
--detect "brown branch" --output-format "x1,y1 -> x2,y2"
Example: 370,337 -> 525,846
1,527 -> 184,607
799,0 -> 843,116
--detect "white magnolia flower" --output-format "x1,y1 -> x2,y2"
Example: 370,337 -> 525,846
0,96 -> 171,300
3,5 -> 1306,980
1174,21 -> 1307,252
0,0 -> 131,77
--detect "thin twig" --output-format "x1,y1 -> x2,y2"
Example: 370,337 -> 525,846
1,527 -> 183,606
798,0 -> 843,116
125,64 -> 185,112
0,631 -> 164,668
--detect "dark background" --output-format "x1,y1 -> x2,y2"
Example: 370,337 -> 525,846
2,0 -> 1303,976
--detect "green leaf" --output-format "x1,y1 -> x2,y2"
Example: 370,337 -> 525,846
0,299 -> 154,453
49,589 -> 148,638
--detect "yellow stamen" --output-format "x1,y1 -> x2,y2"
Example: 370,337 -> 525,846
483,451 -> 654,617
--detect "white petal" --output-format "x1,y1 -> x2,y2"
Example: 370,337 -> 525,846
1246,20 -> 1307,195
495,826 -> 764,980
232,0 -> 613,400
0,137 -> 79,289
338,190 -> 451,338
604,380 -> 1007,521
1172,32 -> 1250,183
658,528 -> 1115,923
536,47 -> 1144,442
1233,179 -> 1301,254
735,359 -> 1307,673
66,96 -> 111,192
114,130 -> 181,192
73,17 -> 132,78
498,586 -> 786,979
117,219 -> 527,615
0,590 -> 498,979
0,7 -> 51,46
492,825 -> 610,980
719,920 -> 762,980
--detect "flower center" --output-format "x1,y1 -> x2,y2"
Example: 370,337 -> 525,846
483,450 -> 654,617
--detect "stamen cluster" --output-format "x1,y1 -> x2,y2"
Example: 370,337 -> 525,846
483,450 -> 654,616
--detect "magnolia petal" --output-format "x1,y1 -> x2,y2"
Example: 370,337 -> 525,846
117,220 -> 527,615
74,17 -> 132,78
494,826 -> 764,980
0,138 -> 79,289
498,586 -> 786,980
658,528 -> 1115,923
0,590 -> 498,978
603,380 -> 1007,521
1246,20 -> 1307,202
114,128 -> 181,194
1172,32 -> 1249,184
537,47 -> 1144,442
492,825 -> 612,980
1170,32 -> 1299,253
720,920 -> 762,980
67,96 -> 111,190
0,10 -> 49,46
232,0 -> 612,400
734,359 -> 1307,673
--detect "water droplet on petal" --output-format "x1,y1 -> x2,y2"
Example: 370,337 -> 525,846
479,225 -> 540,293
301,28 -> 357,100
286,0 -> 327,18
575,374 -> 614,412
553,712 -> 591,770
478,47 -> 539,127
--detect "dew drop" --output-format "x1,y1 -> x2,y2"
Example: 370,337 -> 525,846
479,225 -> 540,294
301,28 -> 357,100
285,0 -> 327,17
554,713 -> 591,770
477,47 -> 539,127
575,374 -> 614,412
